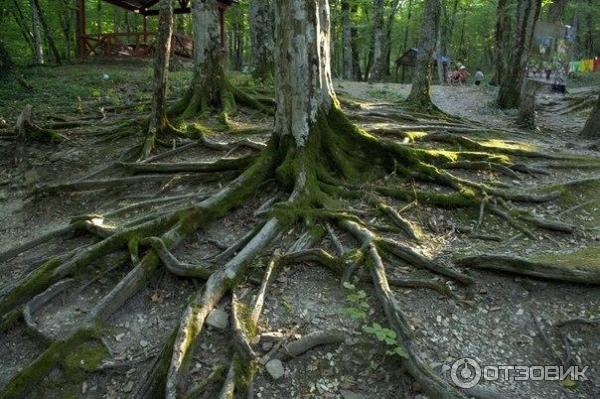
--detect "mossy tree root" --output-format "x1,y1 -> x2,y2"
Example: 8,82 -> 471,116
456,255 -> 600,285
0,147 -> 280,398
168,73 -> 274,125
341,220 -> 465,399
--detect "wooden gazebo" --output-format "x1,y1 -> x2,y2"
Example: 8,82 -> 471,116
76,0 -> 236,58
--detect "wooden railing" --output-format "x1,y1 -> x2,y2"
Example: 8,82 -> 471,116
80,32 -> 193,59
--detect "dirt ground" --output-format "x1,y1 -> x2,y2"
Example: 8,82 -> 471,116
0,63 -> 599,398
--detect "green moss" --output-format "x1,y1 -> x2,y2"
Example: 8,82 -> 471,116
1,328 -> 103,399
0,257 -> 62,318
533,246 -> 600,271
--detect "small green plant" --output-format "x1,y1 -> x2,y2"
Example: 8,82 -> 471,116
342,281 -> 408,359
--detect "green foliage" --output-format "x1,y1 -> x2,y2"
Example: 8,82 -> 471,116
1,0 -> 599,81
341,280 -> 408,360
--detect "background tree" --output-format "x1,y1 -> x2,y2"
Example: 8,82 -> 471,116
248,0 -> 273,80
168,0 -> 268,123
496,0 -> 542,109
580,94 -> 600,138
29,0 -> 44,64
407,0 -> 441,108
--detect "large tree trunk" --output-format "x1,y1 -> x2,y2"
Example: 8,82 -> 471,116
181,0 -> 228,117
249,0 -> 273,80
407,0 -> 441,107
273,0 -> 336,148
369,0 -> 385,82
580,95 -> 600,138
341,0 -> 353,80
29,0 -> 44,64
497,0 -> 541,109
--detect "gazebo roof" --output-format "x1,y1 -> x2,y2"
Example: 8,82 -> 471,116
102,0 -> 236,15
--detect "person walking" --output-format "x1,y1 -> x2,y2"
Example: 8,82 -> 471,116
474,68 -> 484,86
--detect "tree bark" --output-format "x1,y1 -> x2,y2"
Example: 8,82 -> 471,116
400,0 -> 413,83
369,0 -> 385,82
190,0 -> 227,109
249,0 -> 274,80
150,0 -> 175,133
407,0 -> 441,107
580,95 -> 600,138
32,0 -> 62,64
29,0 -> 44,64
516,78 -> 538,129
341,0 -> 353,80
493,0 -> 511,86
273,0 -> 336,147
142,0 -> 175,158
497,0 -> 542,109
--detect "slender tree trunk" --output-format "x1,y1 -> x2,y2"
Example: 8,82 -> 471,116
497,0 -> 541,109
350,3 -> 362,81
407,0 -> 441,107
585,0 -> 594,57
580,95 -> 600,138
547,0 -> 567,23
32,0 -> 62,64
400,0 -> 413,83
493,0 -> 511,86
59,0 -> 73,60
382,0 -> 402,79
249,0 -> 273,80
369,0 -> 385,82
29,0 -> 44,64
143,0 -> 175,158
341,0 -> 353,80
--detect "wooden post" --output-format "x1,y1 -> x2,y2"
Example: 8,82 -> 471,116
143,15 -> 148,44
76,0 -> 86,58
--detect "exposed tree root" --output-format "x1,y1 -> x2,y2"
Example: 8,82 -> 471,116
10,105 -> 66,164
456,254 -> 600,285
3,103 -> 598,398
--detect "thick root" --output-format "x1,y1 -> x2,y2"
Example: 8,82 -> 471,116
456,254 -> 600,285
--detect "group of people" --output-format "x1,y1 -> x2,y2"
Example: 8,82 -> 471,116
448,64 -> 485,86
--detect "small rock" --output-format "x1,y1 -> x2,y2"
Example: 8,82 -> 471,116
140,339 -> 149,348
123,381 -> 134,393
516,308 -> 524,316
206,308 -> 229,330
262,341 -> 273,351
265,359 -> 285,380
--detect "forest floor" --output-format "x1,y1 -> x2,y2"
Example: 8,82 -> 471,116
0,61 -> 599,399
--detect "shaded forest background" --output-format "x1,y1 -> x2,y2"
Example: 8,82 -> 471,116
2,0 -> 599,82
